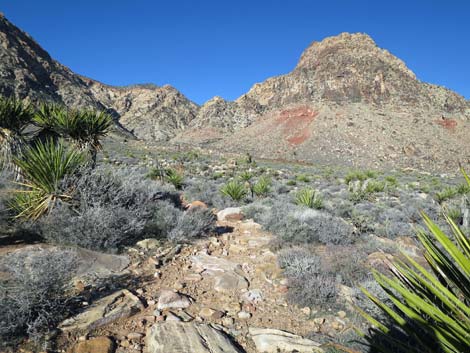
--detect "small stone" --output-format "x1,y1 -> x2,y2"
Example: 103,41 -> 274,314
337,310 -> 347,319
241,289 -> 263,304
184,273 -> 203,282
142,315 -> 156,324
199,307 -> 216,319
217,207 -> 244,221
157,290 -> 191,310
222,317 -> 234,326
165,312 -> 182,322
120,340 -> 130,348
237,311 -> 251,320
127,332 -> 143,340
173,281 -> 184,290
147,300 -> 156,306
313,317 -> 325,325
301,307 -> 311,316
136,238 -> 160,250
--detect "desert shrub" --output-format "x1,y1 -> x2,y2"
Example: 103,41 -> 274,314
278,247 -> 321,278
288,273 -> 338,307
365,180 -> 386,193
184,178 -> 236,209
146,200 -> 182,238
296,174 -> 311,183
286,179 -> 297,186
0,247 -> 77,347
37,166 -> 180,252
257,201 -> 355,245
167,206 -> 216,242
345,170 -> 368,184
278,247 -> 337,307
435,186 -> 458,203
220,180 -> 247,202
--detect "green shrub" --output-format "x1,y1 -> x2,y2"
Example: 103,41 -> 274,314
296,174 -> 311,183
238,171 -> 253,182
286,179 -> 297,186
365,180 -> 386,193
435,186 -> 458,203
252,176 -> 271,197
220,180 -> 247,201
295,188 -> 323,209
164,168 -> 184,189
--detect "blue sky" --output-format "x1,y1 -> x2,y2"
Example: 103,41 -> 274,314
2,1 -> 469,104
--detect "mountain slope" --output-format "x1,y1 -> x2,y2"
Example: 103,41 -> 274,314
176,33 -> 470,170
0,13 -> 469,170
0,13 -> 198,140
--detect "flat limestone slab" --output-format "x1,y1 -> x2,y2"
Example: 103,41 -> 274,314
249,327 -> 323,353
146,321 -> 244,353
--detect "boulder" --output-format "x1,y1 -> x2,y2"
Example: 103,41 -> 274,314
146,321 -> 244,353
60,290 -> 143,332
217,207 -> 244,222
249,327 -> 323,353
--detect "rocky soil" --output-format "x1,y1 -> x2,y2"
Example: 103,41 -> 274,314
54,211 -> 359,353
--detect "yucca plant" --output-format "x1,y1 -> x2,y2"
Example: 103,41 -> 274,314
165,168 -> 184,190
295,188 -> 322,209
34,105 -> 112,166
252,176 -> 271,197
220,180 -> 247,202
11,139 -> 85,219
357,169 -> 470,353
0,96 -> 34,170
239,171 -> 253,182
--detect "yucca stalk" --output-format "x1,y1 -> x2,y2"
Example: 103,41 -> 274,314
0,96 -> 34,171
11,139 -> 85,219
358,168 -> 470,353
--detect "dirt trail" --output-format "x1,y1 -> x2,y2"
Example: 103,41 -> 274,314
70,218 -> 331,353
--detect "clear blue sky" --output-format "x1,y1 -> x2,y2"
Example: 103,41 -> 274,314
2,1 -> 469,104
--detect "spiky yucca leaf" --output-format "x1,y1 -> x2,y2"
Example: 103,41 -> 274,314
165,168 -> 184,189
0,97 -> 34,169
12,139 -> 85,219
359,169 -> 470,353
0,96 -> 34,133
252,176 -> 271,197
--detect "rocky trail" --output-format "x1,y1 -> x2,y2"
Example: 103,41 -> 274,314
61,208 -> 357,353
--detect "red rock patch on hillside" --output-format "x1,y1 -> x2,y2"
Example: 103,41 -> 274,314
274,107 -> 318,146
435,117 -> 457,130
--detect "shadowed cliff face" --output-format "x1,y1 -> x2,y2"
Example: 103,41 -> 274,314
0,13 -> 469,170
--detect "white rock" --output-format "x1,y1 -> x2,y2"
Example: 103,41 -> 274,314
249,327 -> 323,353
217,207 -> 243,221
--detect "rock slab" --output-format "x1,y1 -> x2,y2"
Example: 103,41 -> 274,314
146,321 -> 244,353
249,327 -> 323,353
60,290 -> 143,332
